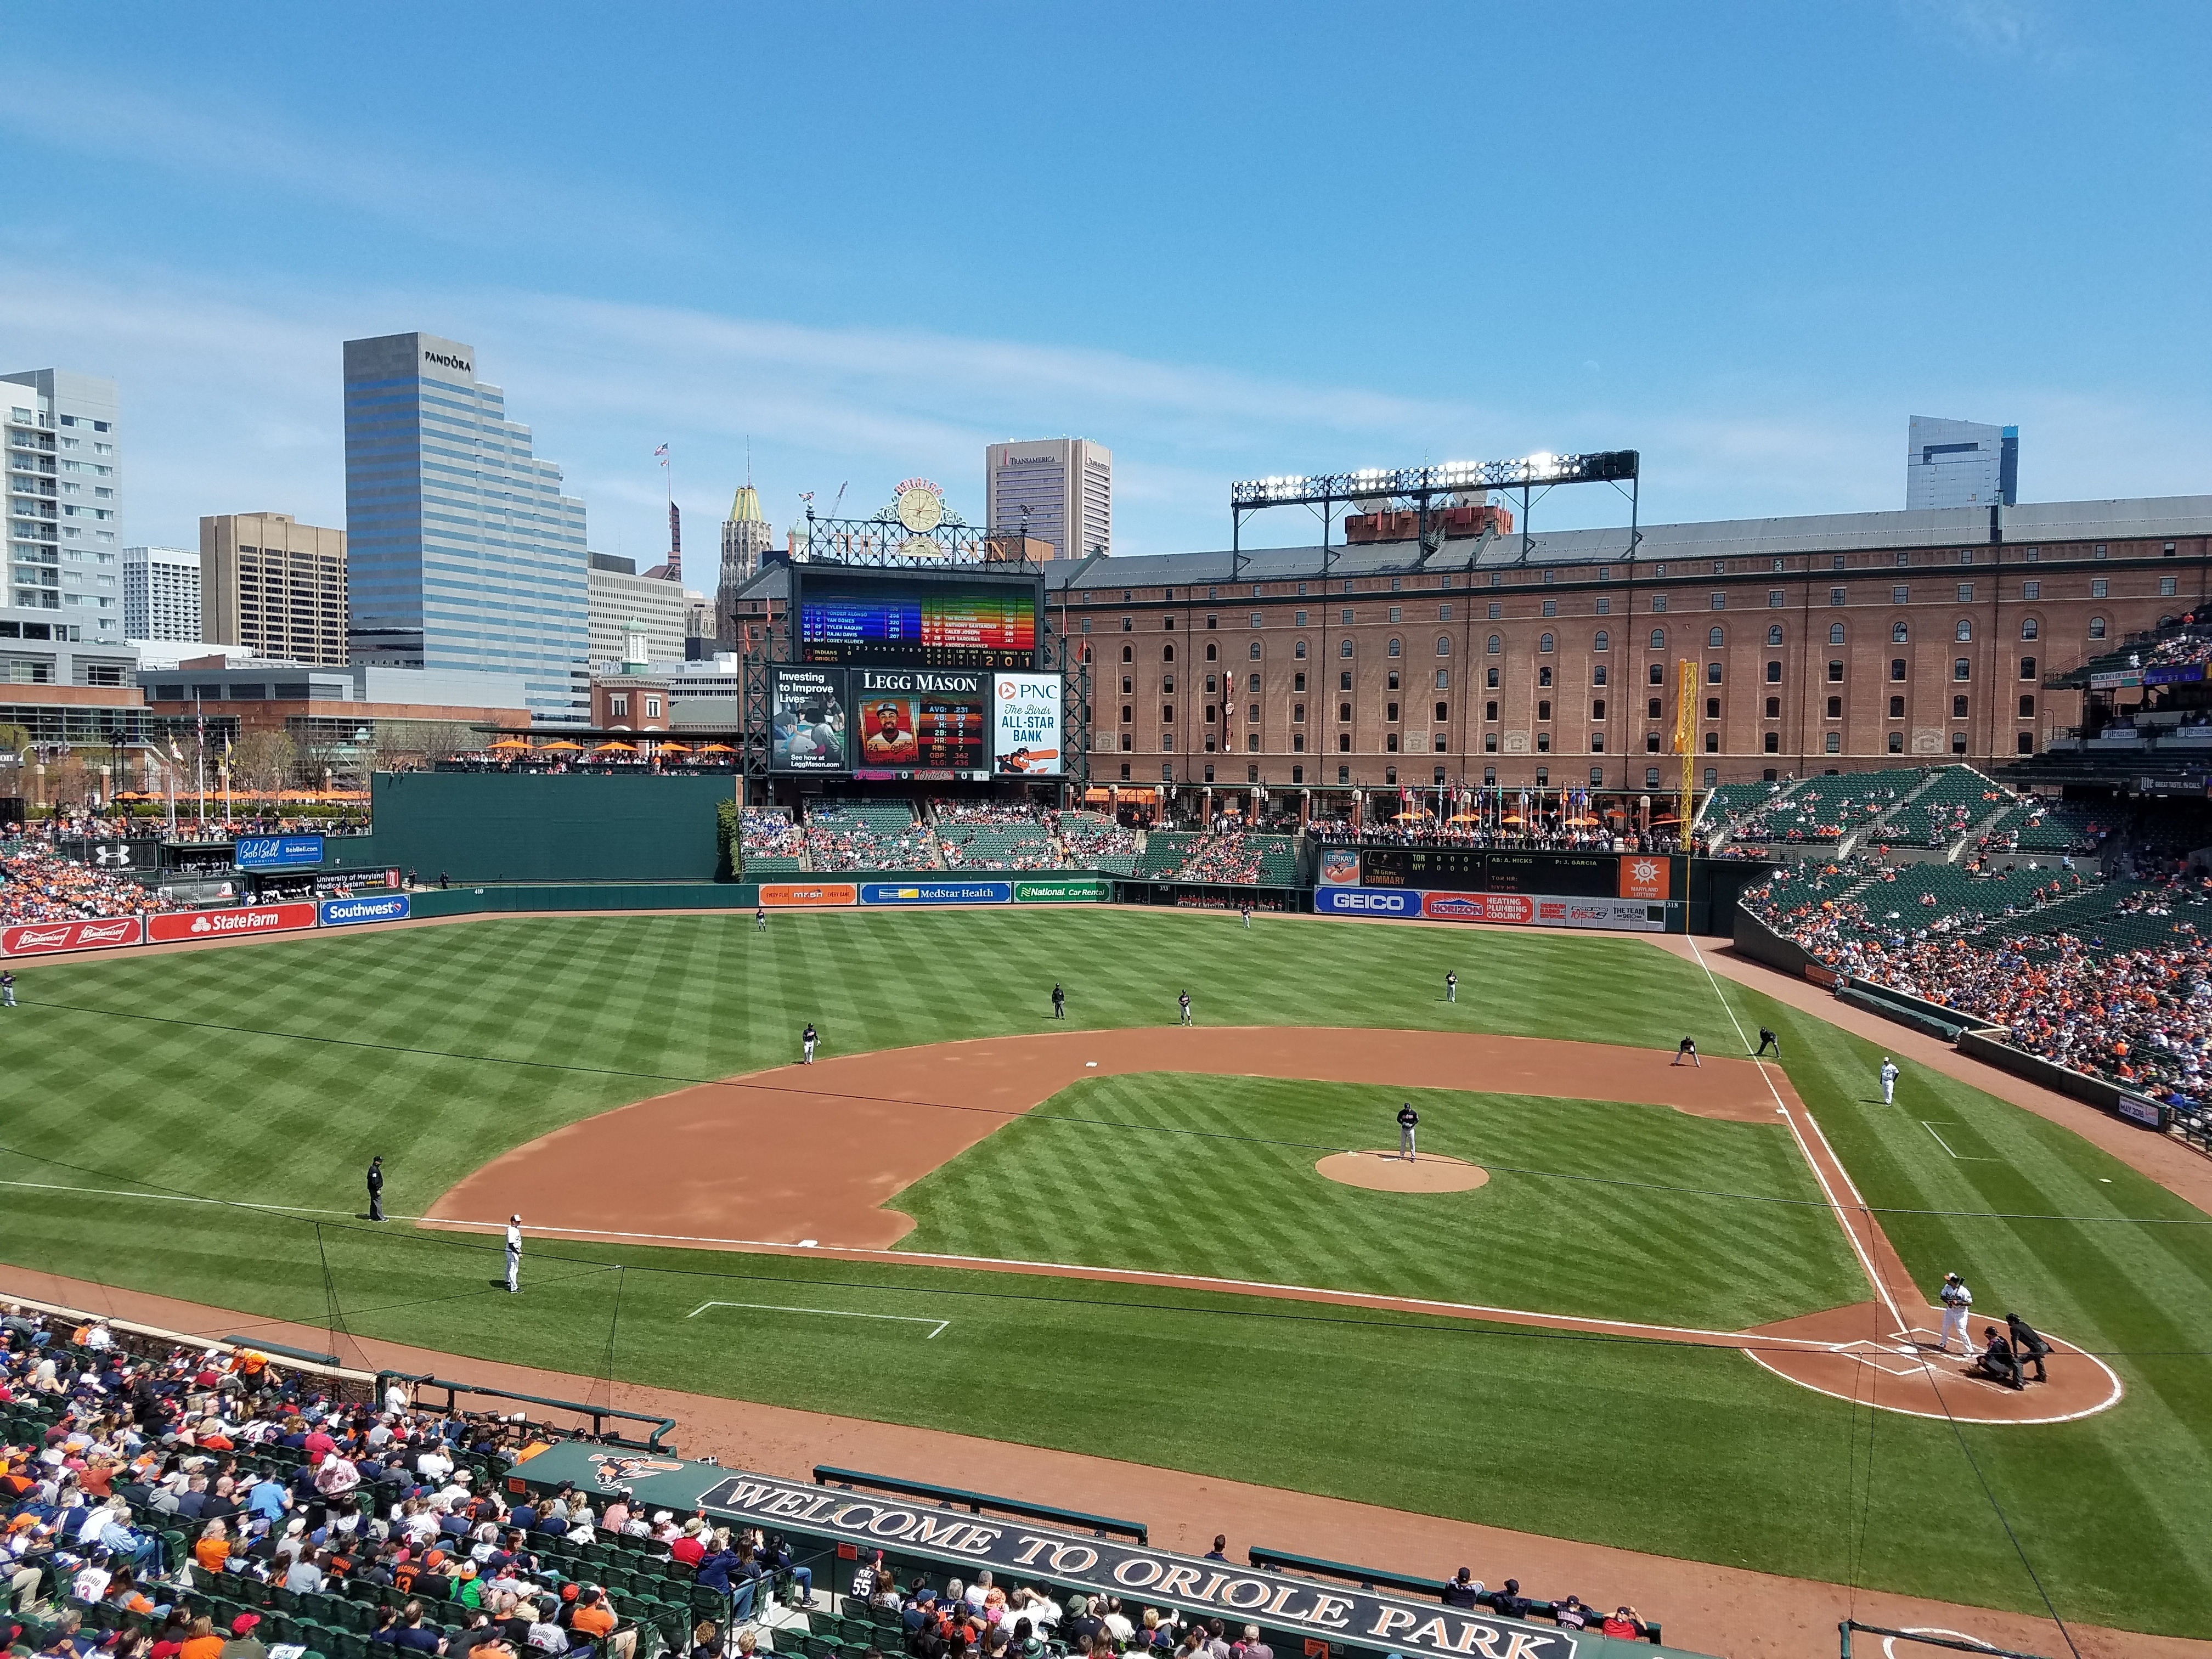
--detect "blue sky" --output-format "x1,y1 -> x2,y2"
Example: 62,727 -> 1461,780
4,1 -> 2208,560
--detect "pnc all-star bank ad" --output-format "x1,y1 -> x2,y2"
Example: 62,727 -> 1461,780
992,674 -> 1062,775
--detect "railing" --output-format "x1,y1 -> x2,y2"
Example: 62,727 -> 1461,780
379,1369 -> 679,1451
811,1464 -> 1147,1543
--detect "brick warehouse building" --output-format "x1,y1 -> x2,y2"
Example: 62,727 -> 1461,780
732,494 -> 2211,794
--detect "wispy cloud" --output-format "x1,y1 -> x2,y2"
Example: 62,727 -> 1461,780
3,256 -> 2205,566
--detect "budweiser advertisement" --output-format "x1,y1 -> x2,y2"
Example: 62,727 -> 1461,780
145,902 -> 320,944
0,916 -> 146,957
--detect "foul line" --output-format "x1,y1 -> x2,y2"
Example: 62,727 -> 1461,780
1685,935 -> 1904,1329
1921,1122 -> 2000,1163
687,1300 -> 948,1338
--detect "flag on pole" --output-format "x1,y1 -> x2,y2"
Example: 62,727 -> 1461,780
654,443 -> 669,463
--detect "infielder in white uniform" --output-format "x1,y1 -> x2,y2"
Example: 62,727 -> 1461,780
1880,1058 -> 1899,1104
1938,1271 -> 1971,1352
505,1215 -> 523,1293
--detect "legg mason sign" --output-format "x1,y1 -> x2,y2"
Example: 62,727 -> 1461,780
693,1472 -> 1581,1659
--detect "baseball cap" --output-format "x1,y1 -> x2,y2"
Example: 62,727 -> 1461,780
232,1616 -> 262,1636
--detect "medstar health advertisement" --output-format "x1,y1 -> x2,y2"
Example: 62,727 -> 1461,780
993,674 -> 1062,775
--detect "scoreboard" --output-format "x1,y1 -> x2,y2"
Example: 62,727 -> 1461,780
1359,848 -> 1622,896
798,569 -> 1041,670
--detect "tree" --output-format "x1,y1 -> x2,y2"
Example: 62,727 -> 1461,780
232,730 -> 299,793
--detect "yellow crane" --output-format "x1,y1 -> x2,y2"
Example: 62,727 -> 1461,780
1673,658 -> 1697,850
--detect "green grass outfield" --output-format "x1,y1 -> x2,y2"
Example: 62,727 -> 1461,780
0,908 -> 2207,1637
894,1074 -> 1866,1329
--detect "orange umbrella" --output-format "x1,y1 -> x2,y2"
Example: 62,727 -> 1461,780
489,738 -> 532,751
693,742 -> 735,754
593,741 -> 637,753
538,740 -> 583,752
654,741 -> 691,753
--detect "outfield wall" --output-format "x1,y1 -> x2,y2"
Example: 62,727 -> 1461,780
369,771 -> 735,883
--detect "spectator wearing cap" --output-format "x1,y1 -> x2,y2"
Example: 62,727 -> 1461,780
1600,1609 -> 1643,1642
669,1516 -> 709,1569
1440,1570 -> 1482,1610
222,1617 -> 267,1659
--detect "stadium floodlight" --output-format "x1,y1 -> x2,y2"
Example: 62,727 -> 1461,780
1227,449 -> 1641,580
1227,449 -> 1637,508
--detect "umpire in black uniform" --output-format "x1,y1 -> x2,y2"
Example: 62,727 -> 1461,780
366,1156 -> 385,1222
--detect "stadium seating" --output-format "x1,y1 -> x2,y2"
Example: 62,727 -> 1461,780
738,810 -> 808,874
933,802 -> 1058,872
1057,812 -> 1139,874
803,801 -> 936,872
1976,798 -> 2108,854
1729,769 -> 1927,844
1865,768 -> 2008,850
1132,831 -> 1200,877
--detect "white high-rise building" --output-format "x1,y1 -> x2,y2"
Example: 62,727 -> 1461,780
122,545 -> 201,641
985,438 -> 1111,560
3,369 -> 123,639
1906,416 -> 2018,511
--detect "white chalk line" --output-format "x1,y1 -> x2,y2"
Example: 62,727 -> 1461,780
1684,935 -> 1905,1329
687,1301 -> 948,1338
1921,1121 -> 2001,1163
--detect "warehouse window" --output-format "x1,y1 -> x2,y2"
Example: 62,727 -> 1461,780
1593,630 -> 1609,652
1436,636 -> 1451,656
1829,623 -> 1846,644
2019,695 -> 2036,718
1890,658 -> 1906,680
1764,732 -> 1779,753
2020,617 -> 2039,640
1249,641 -> 1261,659
1893,622 -> 1909,642
1829,660 -> 1846,681
1387,637 -> 1401,657
2089,617 -> 2107,639
1768,590 -> 1784,608
1339,639 -> 1353,657
1707,626 -> 1724,647
1766,661 -> 1782,682
1649,629 -> 1666,650
1707,662 -> 1723,684
1825,733 -> 1841,754
1954,658 -> 1972,681
1954,619 -> 1972,641
2018,658 -> 2035,680
1652,595 -> 1668,612
1768,624 -> 1784,645
1539,633 -> 1554,652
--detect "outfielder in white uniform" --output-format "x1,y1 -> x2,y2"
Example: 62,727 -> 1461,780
1880,1058 -> 1899,1105
505,1215 -> 523,1294
1938,1271 -> 1971,1353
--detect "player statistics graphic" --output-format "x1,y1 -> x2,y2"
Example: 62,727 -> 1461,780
851,669 -> 988,771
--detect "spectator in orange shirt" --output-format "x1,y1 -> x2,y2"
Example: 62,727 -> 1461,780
194,1521 -> 232,1574
180,1616 -> 227,1659
568,1589 -> 633,1659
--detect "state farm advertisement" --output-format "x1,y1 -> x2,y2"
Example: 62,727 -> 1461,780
1,916 -> 145,957
146,902 -> 320,944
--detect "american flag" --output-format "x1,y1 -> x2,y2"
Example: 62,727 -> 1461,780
654,443 -> 669,463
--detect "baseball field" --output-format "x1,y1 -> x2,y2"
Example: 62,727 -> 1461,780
1,907 -> 2207,1640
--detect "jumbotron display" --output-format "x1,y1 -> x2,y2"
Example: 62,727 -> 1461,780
796,569 -> 1041,670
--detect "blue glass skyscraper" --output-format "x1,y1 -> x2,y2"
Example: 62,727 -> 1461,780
343,332 -> 589,719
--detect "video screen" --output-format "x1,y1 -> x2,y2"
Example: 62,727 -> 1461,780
769,668 -> 849,772
799,572 -> 1040,669
851,668 -> 988,771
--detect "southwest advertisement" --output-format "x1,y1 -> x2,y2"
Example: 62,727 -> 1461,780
992,674 -> 1063,775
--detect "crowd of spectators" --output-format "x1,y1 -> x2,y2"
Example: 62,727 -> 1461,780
737,812 -> 804,862
802,804 -> 934,873
0,1305 -> 1660,1659
932,804 -> 1058,873
1054,815 -> 1138,871
1746,854 -> 2212,1097
1,844 -> 182,927
0,1308 -> 832,1659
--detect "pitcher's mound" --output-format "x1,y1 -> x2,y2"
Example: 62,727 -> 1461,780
1316,1150 -> 1490,1193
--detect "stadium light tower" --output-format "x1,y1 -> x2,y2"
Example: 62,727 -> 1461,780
1226,449 -> 1639,582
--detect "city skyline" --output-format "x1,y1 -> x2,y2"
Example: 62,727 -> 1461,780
3,7 -> 2209,566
